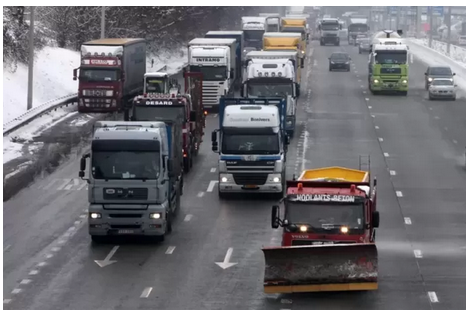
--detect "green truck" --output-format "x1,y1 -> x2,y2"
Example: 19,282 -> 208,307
368,44 -> 409,96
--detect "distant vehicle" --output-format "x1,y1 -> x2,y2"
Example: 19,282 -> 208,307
428,78 -> 457,101
459,35 -> 466,46
355,34 -> 368,46
328,52 -> 351,71
424,66 -> 455,90
358,38 -> 371,53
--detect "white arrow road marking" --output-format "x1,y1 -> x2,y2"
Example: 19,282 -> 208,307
95,246 -> 119,267
140,287 -> 153,298
215,247 -> 238,269
428,291 -> 439,303
207,181 -> 218,192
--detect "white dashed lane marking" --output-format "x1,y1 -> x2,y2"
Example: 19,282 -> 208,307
428,292 -> 439,303
383,152 -> 389,157
207,180 -> 218,192
165,246 -> 176,255
210,168 -> 216,173
396,191 -> 403,197
414,250 -> 423,258
184,214 -> 193,222
378,137 -> 383,142
197,191 -> 204,198
140,287 -> 153,298
404,217 -> 412,225
390,170 -> 396,175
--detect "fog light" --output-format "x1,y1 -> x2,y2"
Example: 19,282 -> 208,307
90,212 -> 101,219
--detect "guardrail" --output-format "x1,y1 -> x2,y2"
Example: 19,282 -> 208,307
409,38 -> 466,67
3,94 -> 78,136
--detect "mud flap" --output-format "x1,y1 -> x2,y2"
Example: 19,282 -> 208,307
262,243 -> 378,294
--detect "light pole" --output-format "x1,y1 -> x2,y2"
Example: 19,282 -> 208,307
101,6 -> 105,39
429,6 -> 433,48
27,6 -> 35,110
446,6 -> 452,54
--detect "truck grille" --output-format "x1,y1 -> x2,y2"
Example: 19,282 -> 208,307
233,173 -> 268,185
110,224 -> 141,229
109,214 -> 143,218
202,83 -> 222,107
291,240 -> 356,246
103,188 -> 148,200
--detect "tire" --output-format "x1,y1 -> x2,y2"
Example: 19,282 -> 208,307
428,95 -> 433,100
166,211 -> 173,233
359,49 -> 361,54
401,91 -> 408,96
320,41 -> 324,46
218,189 -> 227,199
183,157 -> 190,173
329,66 -> 332,71
91,235 -> 107,244
189,154 -> 193,168
425,83 -> 429,90
452,96 -> 456,101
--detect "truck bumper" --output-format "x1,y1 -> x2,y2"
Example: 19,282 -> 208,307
78,98 -> 119,113
218,173 -> 283,193
370,80 -> 408,92
88,207 -> 167,237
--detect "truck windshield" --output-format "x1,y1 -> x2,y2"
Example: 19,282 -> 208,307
189,66 -> 226,81
222,133 -> 280,154
133,106 -> 185,121
145,78 -> 166,93
80,69 -> 118,82
244,30 -> 264,41
247,83 -> 293,98
92,151 -> 160,180
287,201 -> 365,230
349,25 -> 368,32
375,52 -> 407,64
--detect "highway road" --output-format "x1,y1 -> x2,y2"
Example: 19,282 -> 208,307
3,40 -> 465,310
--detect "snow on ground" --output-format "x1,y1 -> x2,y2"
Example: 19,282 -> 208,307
3,106 -> 78,164
3,47 -> 80,124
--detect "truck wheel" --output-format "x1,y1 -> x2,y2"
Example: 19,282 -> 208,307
335,41 -> 340,46
218,189 -> 227,199
91,235 -> 107,244
320,41 -> 324,46
401,91 -> 408,96
167,211 -> 173,233
183,157 -> 190,173
359,49 -> 361,54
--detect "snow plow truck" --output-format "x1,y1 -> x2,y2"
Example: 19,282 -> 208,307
262,163 -> 380,293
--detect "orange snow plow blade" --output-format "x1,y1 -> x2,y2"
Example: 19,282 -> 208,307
262,243 -> 378,294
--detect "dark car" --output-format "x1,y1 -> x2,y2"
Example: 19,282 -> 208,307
329,52 -> 351,71
424,66 -> 455,90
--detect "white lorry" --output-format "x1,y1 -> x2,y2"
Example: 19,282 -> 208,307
241,16 -> 267,52
142,72 -> 180,97
259,13 -> 281,32
242,51 -> 299,137
187,38 -> 238,110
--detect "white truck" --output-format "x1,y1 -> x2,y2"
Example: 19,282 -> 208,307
259,13 -> 281,32
187,38 -> 238,110
242,51 -> 299,137
211,99 -> 289,198
142,72 -> 180,97
241,16 -> 267,52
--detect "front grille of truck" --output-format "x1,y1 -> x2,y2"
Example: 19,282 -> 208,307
103,188 -> 148,200
324,33 -> 337,37
291,240 -> 357,246
110,224 -> 141,229
109,214 -> 143,218
233,173 -> 268,185
202,84 -> 221,106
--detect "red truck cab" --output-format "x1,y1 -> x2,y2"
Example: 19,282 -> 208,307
73,38 -> 146,113
271,167 -> 379,246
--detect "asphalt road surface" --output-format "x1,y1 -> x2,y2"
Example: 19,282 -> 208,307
3,40 -> 465,310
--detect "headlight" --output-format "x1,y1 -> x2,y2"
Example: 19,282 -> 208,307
221,176 -> 228,182
373,79 -> 379,84
299,225 -> 307,232
340,226 -> 349,233
428,77 -> 433,82
402,80 -> 407,84
149,213 -> 161,219
90,212 -> 101,219
273,177 -> 280,183
345,61 -> 349,64
449,78 -> 453,82
330,61 -> 335,64
105,90 -> 114,96
286,120 -> 292,125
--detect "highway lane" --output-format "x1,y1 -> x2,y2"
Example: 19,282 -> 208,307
3,40 -> 465,310
347,42 -> 466,309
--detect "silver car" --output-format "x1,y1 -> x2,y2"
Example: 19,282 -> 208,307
428,78 -> 457,100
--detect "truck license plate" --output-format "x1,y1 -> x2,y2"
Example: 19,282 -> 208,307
244,185 -> 258,189
118,229 -> 135,234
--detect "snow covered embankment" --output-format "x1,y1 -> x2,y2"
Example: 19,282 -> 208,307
407,38 -> 466,93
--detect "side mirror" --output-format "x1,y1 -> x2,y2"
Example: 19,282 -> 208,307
372,211 -> 380,228
424,72 -> 427,76
300,59 -> 304,69
73,68 -> 78,81
121,71 -> 125,82
373,177 -> 377,187
190,111 -> 197,122
295,83 -> 300,97
453,73 -> 456,76
211,131 -> 217,143
229,69 -> 234,79
78,171 -> 85,178
212,142 -> 218,152
454,84 -> 458,87
271,205 -> 280,229
80,156 -> 87,171
285,135 -> 290,145
240,84 -> 244,97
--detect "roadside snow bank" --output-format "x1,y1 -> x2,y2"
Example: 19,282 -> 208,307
147,47 -> 187,75
409,38 -> 465,67
407,39 -> 466,93
3,47 -> 80,124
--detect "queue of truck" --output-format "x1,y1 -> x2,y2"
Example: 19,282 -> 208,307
75,8 -> 381,297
